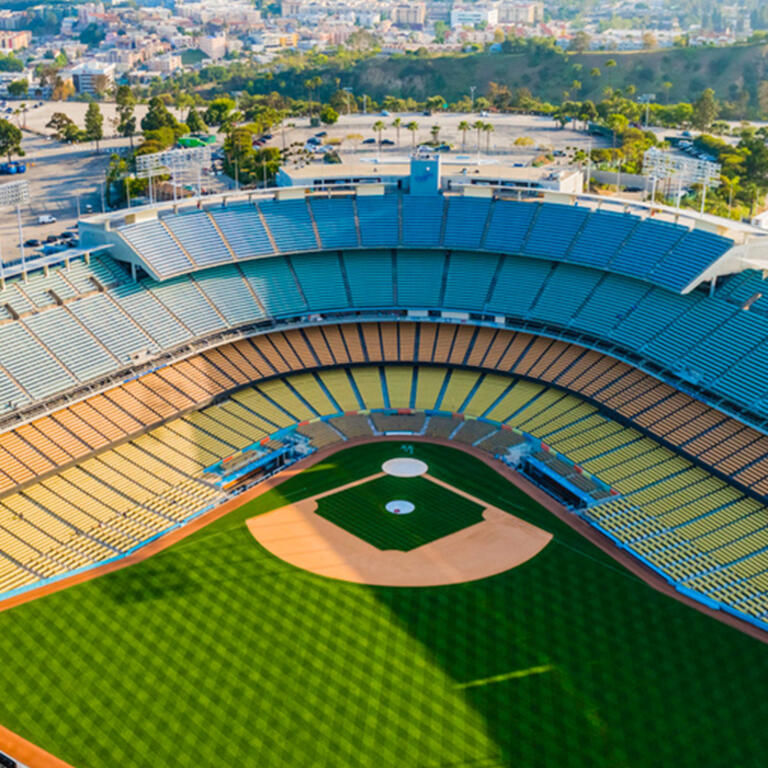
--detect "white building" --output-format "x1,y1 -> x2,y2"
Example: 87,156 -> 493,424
450,6 -> 498,28
69,60 -> 115,95
200,35 -> 227,59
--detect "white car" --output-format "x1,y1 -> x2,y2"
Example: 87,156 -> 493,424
37,214 -> 56,224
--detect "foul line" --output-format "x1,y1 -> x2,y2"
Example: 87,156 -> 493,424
455,664 -> 553,689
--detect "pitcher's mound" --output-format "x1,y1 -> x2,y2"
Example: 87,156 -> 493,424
382,458 -> 428,477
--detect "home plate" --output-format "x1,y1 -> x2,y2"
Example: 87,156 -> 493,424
382,458 -> 428,477
386,500 -> 415,515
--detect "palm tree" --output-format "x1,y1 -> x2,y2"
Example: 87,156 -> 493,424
482,122 -> 494,153
472,119 -> 484,153
458,119 -> 470,151
430,124 -> 440,144
605,58 -> 617,87
391,117 -> 402,146
372,119 -> 386,152
721,175 -> 740,214
406,120 -> 418,150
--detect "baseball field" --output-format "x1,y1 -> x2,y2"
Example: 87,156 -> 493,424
1,441 -> 767,768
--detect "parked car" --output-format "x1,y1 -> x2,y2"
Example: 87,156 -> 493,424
23,238 -> 40,247
314,131 -> 327,138
362,137 -> 376,144
37,214 -> 56,224
60,231 -> 75,240
45,234 -> 59,243
380,110 -> 390,116
380,138 -> 395,146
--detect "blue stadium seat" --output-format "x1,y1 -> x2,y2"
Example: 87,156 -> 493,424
291,253 -> 348,310
649,229 -> 733,292
610,218 -> 685,280
484,199 -> 537,254
258,199 -> 318,252
529,263 -> 602,327
208,204 -> 274,259
487,255 -> 552,317
356,195 -> 399,247
193,265 -> 265,326
163,211 -> 231,267
239,258 -> 307,318
443,251 -> 498,309
118,220 -> 192,277
110,282 -> 191,350
443,198 -> 490,250
343,251 -> 394,307
24,307 -> 116,381
523,203 -> 589,259
309,197 -> 359,250
396,251 -> 444,306
401,195 -> 444,247
144,276 -> 227,337
567,210 -> 638,268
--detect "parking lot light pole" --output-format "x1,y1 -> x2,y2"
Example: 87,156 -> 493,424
0,179 -> 30,275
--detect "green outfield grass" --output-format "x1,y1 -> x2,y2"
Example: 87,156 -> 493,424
315,473 -> 484,550
1,442 -> 768,768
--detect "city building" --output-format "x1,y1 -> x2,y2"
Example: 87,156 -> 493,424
0,30 -> 31,51
450,5 -> 499,28
69,60 -> 116,95
393,3 -> 426,28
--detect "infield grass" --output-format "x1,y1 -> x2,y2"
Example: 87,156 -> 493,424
315,474 -> 484,550
0,442 -> 767,768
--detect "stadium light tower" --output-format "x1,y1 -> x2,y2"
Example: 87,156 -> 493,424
136,146 -> 212,203
0,178 -> 31,276
642,147 -> 720,212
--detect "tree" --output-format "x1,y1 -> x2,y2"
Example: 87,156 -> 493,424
692,88 -> 719,131
79,23 -> 105,47
570,31 -> 591,52
642,31 -> 657,49
473,119 -> 484,152
458,120 -> 470,151
115,84 -> 136,147
142,96 -> 177,132
204,97 -> 236,127
406,120 -> 418,149
430,124 -> 440,143
662,81 -> 673,104
85,101 -> 104,152
186,107 -> 207,134
483,122 -> 494,152
590,67 -> 601,78
0,119 -> 23,161
320,105 -> 338,125
425,94 -> 444,112
7,80 -> 27,98
434,20 -> 448,44
174,91 -> 194,121
372,119 -> 386,151
391,117 -> 402,146
605,58 -> 617,87
46,111 -> 80,142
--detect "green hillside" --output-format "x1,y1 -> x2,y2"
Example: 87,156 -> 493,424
339,44 -> 768,108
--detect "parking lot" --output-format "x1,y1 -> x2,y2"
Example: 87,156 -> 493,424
0,108 -> 615,265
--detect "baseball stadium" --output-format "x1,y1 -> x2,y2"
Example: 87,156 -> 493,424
1,157 -> 768,767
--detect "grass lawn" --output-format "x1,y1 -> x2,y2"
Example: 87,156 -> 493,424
1,442 -> 768,768
314,474 -> 484,550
